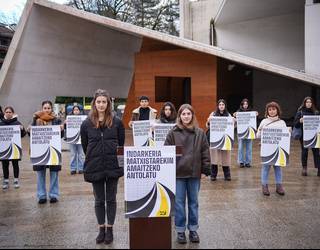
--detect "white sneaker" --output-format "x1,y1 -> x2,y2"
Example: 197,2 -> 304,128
13,179 -> 20,189
2,179 -> 9,190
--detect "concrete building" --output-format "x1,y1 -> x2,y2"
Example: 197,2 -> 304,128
0,24 -> 14,69
181,0 -> 320,116
0,0 -> 320,128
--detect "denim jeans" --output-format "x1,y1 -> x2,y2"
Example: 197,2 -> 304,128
238,139 -> 253,165
175,178 -> 201,233
70,144 -> 85,172
37,169 -> 60,200
261,165 -> 283,185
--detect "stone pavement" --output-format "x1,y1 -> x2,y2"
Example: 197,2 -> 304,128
0,133 -> 320,249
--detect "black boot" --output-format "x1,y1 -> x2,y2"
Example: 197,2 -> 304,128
317,168 -> 320,177
105,227 -> 114,245
223,166 -> 231,181
177,232 -> 187,244
211,165 -> 218,181
96,226 -> 105,244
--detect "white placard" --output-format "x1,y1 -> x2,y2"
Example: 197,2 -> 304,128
30,126 -> 62,166
237,112 -> 257,140
210,117 -> 234,150
153,124 -> 176,146
261,127 -> 291,167
66,115 -> 87,144
303,115 -> 320,148
132,120 -> 154,147
124,146 -> 176,218
0,125 -> 22,160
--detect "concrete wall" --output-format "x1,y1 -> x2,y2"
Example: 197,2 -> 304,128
215,12 -> 305,70
0,5 -> 142,125
253,70 -> 312,120
181,0 -> 305,71
305,3 -> 320,76
180,0 -> 224,44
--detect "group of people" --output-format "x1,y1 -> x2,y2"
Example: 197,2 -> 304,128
1,92 -> 320,246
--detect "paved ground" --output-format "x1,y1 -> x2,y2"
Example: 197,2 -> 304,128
0,132 -> 320,249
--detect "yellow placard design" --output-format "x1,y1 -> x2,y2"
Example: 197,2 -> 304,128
316,133 -> 320,148
249,127 -> 256,140
12,144 -> 20,160
278,148 -> 286,167
223,135 -> 232,151
50,147 -> 59,165
156,184 -> 170,217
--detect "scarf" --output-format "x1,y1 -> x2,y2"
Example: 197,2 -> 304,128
34,111 -> 56,126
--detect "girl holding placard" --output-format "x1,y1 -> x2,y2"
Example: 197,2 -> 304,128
0,106 -> 26,189
234,99 -> 256,168
80,89 -> 125,245
257,102 -> 287,196
165,104 -> 211,244
29,101 -> 64,204
207,99 -> 233,181
294,97 -> 320,177
66,105 -> 85,175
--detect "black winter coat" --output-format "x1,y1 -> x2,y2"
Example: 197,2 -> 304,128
80,116 -> 125,183
294,107 -> 319,137
0,116 -> 26,137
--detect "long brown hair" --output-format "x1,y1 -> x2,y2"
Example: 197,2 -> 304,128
265,101 -> 282,118
298,97 -> 318,113
89,89 -> 113,128
177,104 -> 199,129
160,102 -> 177,123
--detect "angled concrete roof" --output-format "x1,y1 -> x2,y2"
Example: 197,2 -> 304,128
1,0 -> 319,88
214,0 -> 304,26
0,0 -> 320,125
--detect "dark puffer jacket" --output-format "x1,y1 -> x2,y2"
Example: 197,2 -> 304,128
164,126 -> 211,178
80,116 -> 125,183
0,116 -> 26,137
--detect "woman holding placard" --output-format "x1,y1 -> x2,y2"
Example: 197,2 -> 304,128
165,104 -> 211,245
293,97 -> 320,177
0,106 -> 26,189
234,99 -> 257,168
29,101 -> 64,204
65,105 -> 85,175
207,99 -> 233,181
80,89 -> 125,245
257,102 -> 287,196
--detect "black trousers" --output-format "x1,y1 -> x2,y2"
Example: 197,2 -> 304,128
300,139 -> 320,168
2,160 -> 20,179
92,178 -> 119,226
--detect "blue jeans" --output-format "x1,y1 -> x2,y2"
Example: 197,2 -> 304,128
175,178 -> 201,233
70,144 -> 85,172
261,165 -> 283,185
37,169 -> 60,200
238,139 -> 253,165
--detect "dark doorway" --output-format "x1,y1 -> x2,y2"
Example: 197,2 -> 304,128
217,58 -> 253,113
155,77 -> 191,110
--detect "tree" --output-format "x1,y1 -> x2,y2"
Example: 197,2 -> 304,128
67,0 -> 179,36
